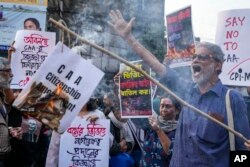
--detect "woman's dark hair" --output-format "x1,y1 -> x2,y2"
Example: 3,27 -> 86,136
86,98 -> 98,111
24,18 -> 41,30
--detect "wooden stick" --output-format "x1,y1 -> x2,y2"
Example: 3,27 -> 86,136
49,18 -> 249,143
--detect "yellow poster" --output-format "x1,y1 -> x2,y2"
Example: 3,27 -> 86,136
0,0 -> 47,6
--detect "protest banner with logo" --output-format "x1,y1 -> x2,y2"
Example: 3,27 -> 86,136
0,0 -> 47,51
13,42 -> 104,133
11,30 -> 56,89
166,6 -> 195,67
215,9 -> 250,86
119,60 -> 152,118
59,118 -> 110,167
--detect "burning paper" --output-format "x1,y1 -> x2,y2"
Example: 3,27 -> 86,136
13,42 -> 104,133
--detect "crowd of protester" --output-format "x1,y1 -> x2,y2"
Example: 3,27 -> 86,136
0,9 -> 250,167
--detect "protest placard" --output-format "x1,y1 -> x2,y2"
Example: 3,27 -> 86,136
215,9 -> 250,86
12,42 -> 104,133
59,118 -> 110,167
166,5 -> 195,67
10,30 -> 56,89
119,60 -> 152,118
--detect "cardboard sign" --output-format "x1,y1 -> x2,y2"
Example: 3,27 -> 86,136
166,6 -> 195,67
215,9 -> 250,86
59,118 -> 110,167
119,60 -> 153,118
11,30 -> 56,89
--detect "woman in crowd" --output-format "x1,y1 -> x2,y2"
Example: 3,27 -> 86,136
140,96 -> 179,167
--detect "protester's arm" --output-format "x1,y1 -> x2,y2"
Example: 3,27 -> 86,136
156,128 -> 171,154
119,138 -> 131,152
108,10 -> 166,76
123,122 -> 135,151
244,140 -> 250,150
148,116 -> 171,154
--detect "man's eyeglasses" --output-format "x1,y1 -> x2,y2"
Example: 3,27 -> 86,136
192,54 -> 211,61
0,69 -> 11,73
192,54 -> 220,62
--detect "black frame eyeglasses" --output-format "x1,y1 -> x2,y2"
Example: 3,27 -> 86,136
0,69 -> 11,73
192,54 -> 211,61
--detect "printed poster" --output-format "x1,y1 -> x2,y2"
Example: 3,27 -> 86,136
11,30 -> 56,89
0,0 -> 47,51
13,42 -> 104,133
59,118 -> 110,167
21,116 -> 42,143
215,9 -> 250,86
166,6 -> 195,67
119,60 -> 152,118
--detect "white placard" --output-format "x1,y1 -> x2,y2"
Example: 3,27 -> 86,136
59,118 -> 110,167
11,30 -> 56,89
215,9 -> 250,86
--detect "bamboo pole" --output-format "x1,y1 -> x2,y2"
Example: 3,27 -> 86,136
49,18 -> 249,143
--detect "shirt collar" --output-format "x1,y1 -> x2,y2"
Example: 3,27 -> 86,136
192,80 -> 224,97
209,80 -> 224,97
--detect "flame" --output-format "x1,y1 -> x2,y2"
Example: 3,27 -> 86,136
56,84 -> 62,95
47,85 -> 62,112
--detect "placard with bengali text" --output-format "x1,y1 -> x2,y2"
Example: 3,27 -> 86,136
119,60 -> 153,118
59,118 -> 110,167
10,30 -> 56,89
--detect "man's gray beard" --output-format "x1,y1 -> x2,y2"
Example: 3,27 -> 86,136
192,63 -> 215,86
0,76 -> 11,88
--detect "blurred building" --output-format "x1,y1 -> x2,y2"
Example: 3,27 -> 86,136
47,0 -> 166,96
47,0 -> 166,74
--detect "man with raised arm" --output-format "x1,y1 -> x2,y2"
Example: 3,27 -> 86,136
108,10 -> 250,167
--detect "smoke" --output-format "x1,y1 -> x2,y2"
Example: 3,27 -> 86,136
55,0 -> 167,101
